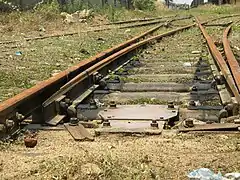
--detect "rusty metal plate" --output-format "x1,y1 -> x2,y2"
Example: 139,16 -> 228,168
64,123 -> 94,141
99,104 -> 178,121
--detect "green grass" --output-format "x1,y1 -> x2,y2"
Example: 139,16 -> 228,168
0,25 -> 157,102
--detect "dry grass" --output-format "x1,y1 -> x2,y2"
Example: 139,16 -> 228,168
0,24 -> 157,101
0,131 -> 239,180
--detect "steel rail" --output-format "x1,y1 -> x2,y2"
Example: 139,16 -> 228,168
0,16 -> 193,120
0,15 -> 227,121
0,20 -> 163,45
0,15 -> 237,137
1,15 -> 194,126
92,15 -> 177,26
223,22 -> 240,93
202,14 -> 240,25
44,24 -> 195,106
0,15 -> 187,45
195,17 -> 240,103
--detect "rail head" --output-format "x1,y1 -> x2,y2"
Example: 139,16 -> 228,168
223,22 -> 240,93
195,16 -> 240,103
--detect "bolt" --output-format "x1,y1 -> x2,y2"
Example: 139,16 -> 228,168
151,120 -> 158,128
191,86 -> 198,91
225,103 -> 234,112
69,117 -> 79,126
99,79 -> 107,88
194,75 -> 199,80
189,100 -> 196,106
16,112 -> 24,121
215,75 -> 225,85
168,101 -> 174,109
196,68 -> 200,72
109,101 -> 117,108
184,119 -> 194,128
103,119 -> 111,127
218,109 -> 228,120
159,117 -> 164,121
6,119 -> 14,128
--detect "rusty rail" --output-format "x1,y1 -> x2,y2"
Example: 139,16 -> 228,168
0,24 -> 163,119
0,16 -> 189,45
1,15 -> 238,138
195,17 -> 240,103
0,22 -> 195,139
0,16 -> 194,120
223,23 -> 240,93
44,24 -> 195,106
92,15 -> 176,26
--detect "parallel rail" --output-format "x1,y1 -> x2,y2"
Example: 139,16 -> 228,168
1,15 -> 240,138
0,16 -> 193,138
195,17 -> 240,103
223,22 -> 240,93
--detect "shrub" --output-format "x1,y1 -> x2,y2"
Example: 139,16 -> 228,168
0,0 -> 19,12
133,0 -> 156,11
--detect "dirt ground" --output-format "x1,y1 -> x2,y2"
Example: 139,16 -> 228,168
0,131 -> 239,180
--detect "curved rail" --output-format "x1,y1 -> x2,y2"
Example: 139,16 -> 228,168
44,24 -> 195,106
0,22 -> 195,139
195,17 -> 240,103
0,24 -> 163,118
0,16 -> 189,45
223,23 -> 240,93
92,15 -> 176,26
0,16 -> 193,119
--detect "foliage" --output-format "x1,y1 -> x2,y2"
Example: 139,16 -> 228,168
0,0 -> 19,11
60,0 -> 87,13
34,0 -> 60,13
133,0 -> 156,11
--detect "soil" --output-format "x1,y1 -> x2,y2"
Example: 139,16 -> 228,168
0,131 -> 239,180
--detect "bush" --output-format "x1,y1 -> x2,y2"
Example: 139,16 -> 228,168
0,0 -> 19,12
133,0 -> 156,11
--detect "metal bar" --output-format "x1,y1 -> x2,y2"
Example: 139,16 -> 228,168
223,22 -> 240,93
195,17 -> 240,103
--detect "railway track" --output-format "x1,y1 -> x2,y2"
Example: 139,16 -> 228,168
0,15 -> 240,140
0,15 -> 181,45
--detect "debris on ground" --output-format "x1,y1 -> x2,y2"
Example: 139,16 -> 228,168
15,51 -> 22,56
183,62 -> 192,67
24,131 -> 38,148
188,168 -> 240,180
60,9 -> 92,23
224,173 -> 240,180
191,50 -> 201,54
188,168 -> 223,180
